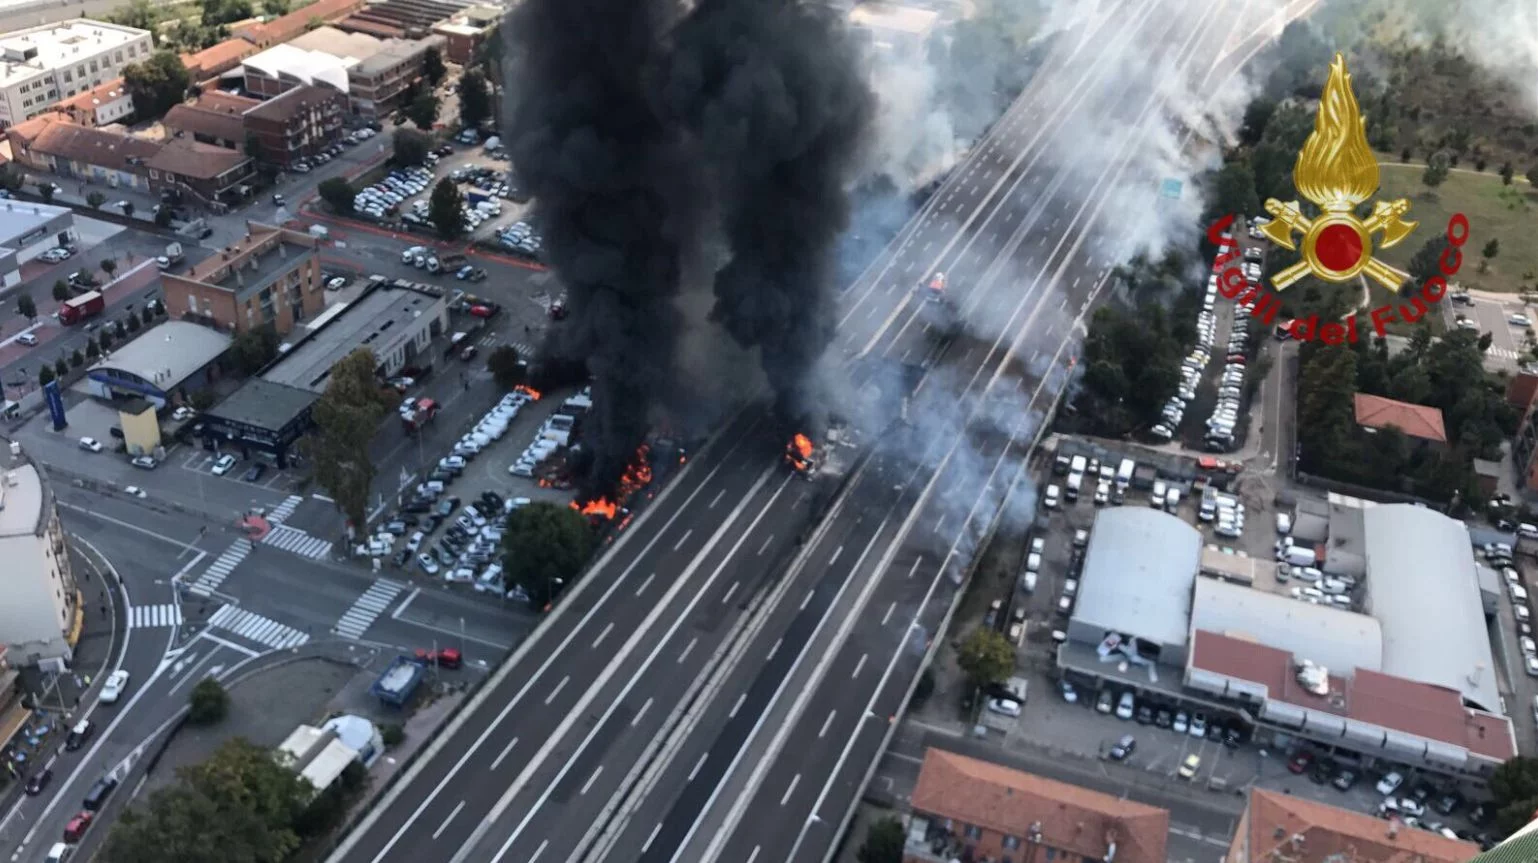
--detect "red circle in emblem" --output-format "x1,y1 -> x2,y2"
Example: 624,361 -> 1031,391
1316,223 -> 1364,272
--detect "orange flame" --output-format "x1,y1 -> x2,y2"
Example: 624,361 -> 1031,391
571,497 -> 618,518
515,384 -> 543,400
792,434 -> 813,458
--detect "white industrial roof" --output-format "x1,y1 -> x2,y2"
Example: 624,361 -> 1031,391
0,20 -> 149,88
1362,505 -> 1500,712
299,739 -> 358,793
243,44 -> 351,92
1190,577 -> 1383,676
88,321 -> 232,390
1071,508 -> 1202,650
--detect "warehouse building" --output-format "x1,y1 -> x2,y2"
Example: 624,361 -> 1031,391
84,321 -> 232,409
1059,502 -> 1515,778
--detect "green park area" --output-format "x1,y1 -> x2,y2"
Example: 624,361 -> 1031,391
1376,162 -> 1538,295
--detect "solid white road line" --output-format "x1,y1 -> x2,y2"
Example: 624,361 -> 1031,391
434,802 -> 466,840
491,738 -> 518,770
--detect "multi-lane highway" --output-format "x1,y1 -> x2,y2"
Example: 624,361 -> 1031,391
327,1 -> 1318,861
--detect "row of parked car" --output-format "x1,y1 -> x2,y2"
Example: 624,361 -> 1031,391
355,165 -> 437,221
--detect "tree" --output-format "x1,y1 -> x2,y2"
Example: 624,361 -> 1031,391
1238,98 -> 1276,148
500,502 -> 596,606
955,628 -> 1014,688
1422,151 -> 1449,194
429,178 -> 465,240
38,366 -> 53,387
122,50 -> 192,121
101,258 -> 118,279
53,358 -> 67,379
487,345 -> 525,390
312,349 -> 394,528
108,0 -> 160,29
1406,235 -> 1449,290
458,70 -> 492,133
261,0 -> 290,15
230,324 -> 279,375
70,349 -> 83,368
1208,159 -> 1260,223
121,201 -> 136,219
1502,162 -> 1515,185
127,313 -> 142,333
51,280 -> 70,302
35,182 -> 54,203
16,293 -> 36,320
113,319 -> 127,339
188,678 -> 229,725
857,817 -> 905,863
1529,166 -> 1538,188
86,191 -> 107,210
393,128 -> 430,167
1491,757 -> 1538,838
317,177 -> 354,215
100,329 -> 115,351
422,46 -> 446,86
142,305 -> 156,326
199,0 -> 253,28
407,91 -> 439,130
86,338 -> 100,359
103,738 -> 312,863
1482,238 -> 1500,273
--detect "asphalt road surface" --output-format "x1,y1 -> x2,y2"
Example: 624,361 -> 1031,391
326,1 -> 1319,861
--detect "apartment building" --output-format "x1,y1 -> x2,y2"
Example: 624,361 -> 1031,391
0,461 -> 79,667
0,20 -> 153,129
1228,789 -> 1476,863
161,223 -> 325,336
244,84 -> 347,167
288,27 -> 442,118
50,77 -> 133,127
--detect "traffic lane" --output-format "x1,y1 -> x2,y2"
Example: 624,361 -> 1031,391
470,470 -> 824,863
0,260 -> 164,376
18,641 -> 259,863
1470,297 -> 1516,351
376,583 -> 537,655
377,459 -> 794,863
334,413 -> 777,863
631,485 -> 903,863
215,555 -> 403,642
612,482 -> 911,863
57,492 -> 207,573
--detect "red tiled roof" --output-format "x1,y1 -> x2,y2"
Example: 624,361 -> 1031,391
1189,630 -> 1515,761
1236,789 -> 1477,863
5,115 -> 56,148
197,92 -> 263,114
910,749 -> 1168,863
27,119 -> 160,167
245,84 -> 343,123
1354,393 -> 1448,443
163,105 -> 245,145
234,0 -> 366,47
182,39 -> 258,78
55,78 -> 130,114
146,140 -> 251,180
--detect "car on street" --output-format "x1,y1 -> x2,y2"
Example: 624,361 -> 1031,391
405,531 -> 425,553
1115,691 -> 1135,720
1512,314 -> 1533,328
130,455 -> 157,469
78,437 -> 102,452
1177,754 -> 1201,780
243,464 -> 267,483
211,454 -> 237,475
1095,689 -> 1113,714
124,486 -> 146,498
417,553 -> 440,575
986,697 -> 1021,717
99,669 -> 130,704
64,719 -> 93,751
15,332 -> 36,346
1377,771 -> 1404,796
24,769 -> 52,795
1288,751 -> 1313,774
1109,734 -> 1136,760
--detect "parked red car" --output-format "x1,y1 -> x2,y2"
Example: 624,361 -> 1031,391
1287,751 -> 1313,774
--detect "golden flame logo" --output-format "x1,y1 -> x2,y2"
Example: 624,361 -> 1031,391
1259,54 -> 1417,290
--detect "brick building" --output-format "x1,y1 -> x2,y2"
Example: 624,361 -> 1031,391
50,78 -> 133,127
1228,789 -> 1476,863
431,6 -> 500,65
903,749 -> 1168,863
243,84 -> 347,167
1353,393 -> 1448,450
231,0 -> 366,50
162,223 -> 325,335
146,140 -> 255,206
181,38 -> 259,84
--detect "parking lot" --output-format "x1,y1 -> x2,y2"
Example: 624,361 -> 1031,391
1445,291 -> 1531,367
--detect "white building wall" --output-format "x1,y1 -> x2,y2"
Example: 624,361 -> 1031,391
0,512 -> 74,666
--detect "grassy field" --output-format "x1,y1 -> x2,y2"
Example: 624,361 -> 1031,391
1376,163 -> 1538,294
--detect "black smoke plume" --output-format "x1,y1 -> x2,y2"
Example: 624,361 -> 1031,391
660,0 -> 874,430
503,0 -> 699,493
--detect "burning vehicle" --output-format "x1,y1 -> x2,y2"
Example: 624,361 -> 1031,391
785,433 -> 820,478
924,271 -> 946,302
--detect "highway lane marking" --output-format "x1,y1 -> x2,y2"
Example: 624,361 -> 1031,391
194,632 -> 260,658
881,602 -> 897,626
779,774 -> 801,806
799,590 -> 813,611
592,622 -> 614,649
768,636 -> 783,659
544,675 -> 568,705
673,529 -> 693,551
579,766 -> 603,796
636,573 -> 656,596
632,698 -> 653,727
818,710 -> 837,739
906,558 -> 922,579
852,653 -> 868,678
528,840 -> 548,863
57,501 -> 201,552
757,535 -> 773,556
478,471 -> 791,863
688,754 -> 707,782
747,847 -> 761,863
491,737 -> 518,770
828,545 -> 843,566
708,489 -> 726,509
433,801 -> 466,840
678,637 -> 698,663
333,422 -> 769,863
729,693 -> 746,718
390,587 -> 421,621
642,824 -> 663,854
721,581 -> 739,604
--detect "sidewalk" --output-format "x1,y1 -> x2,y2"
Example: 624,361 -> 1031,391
21,176 -> 163,232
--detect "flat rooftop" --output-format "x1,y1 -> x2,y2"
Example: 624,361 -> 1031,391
262,283 -> 441,393
208,378 -> 318,431
88,321 -> 231,390
0,202 -> 70,245
0,20 -> 148,88
0,464 -> 44,538
180,225 -> 316,304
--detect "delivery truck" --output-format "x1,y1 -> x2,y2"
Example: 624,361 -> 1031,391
58,291 -> 104,325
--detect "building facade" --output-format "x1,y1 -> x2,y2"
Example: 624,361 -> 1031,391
345,36 -> 441,117
0,20 -> 154,129
0,201 -> 76,286
161,223 -> 325,336
50,78 -> 134,127
244,85 -> 347,167
0,462 -> 78,667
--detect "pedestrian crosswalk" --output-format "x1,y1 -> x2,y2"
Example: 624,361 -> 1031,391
262,523 -> 334,560
266,495 -> 304,524
128,603 -> 182,629
478,337 -> 536,358
207,604 -> 309,651
1489,347 -> 1521,361
334,580 -> 405,640
187,540 -> 252,597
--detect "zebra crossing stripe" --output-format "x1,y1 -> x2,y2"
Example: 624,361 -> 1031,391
207,604 -> 309,651
128,603 -> 183,628
262,523 -> 334,560
187,541 -> 252,597
266,495 -> 304,525
334,580 -> 405,640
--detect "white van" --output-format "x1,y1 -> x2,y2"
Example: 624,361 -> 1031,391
1026,553 -> 1042,573
1150,480 -> 1167,509
1043,485 -> 1061,509
1320,578 -> 1349,595
45,844 -> 71,863
1282,546 -> 1317,567
1065,471 -> 1083,501
1293,566 -> 1323,583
